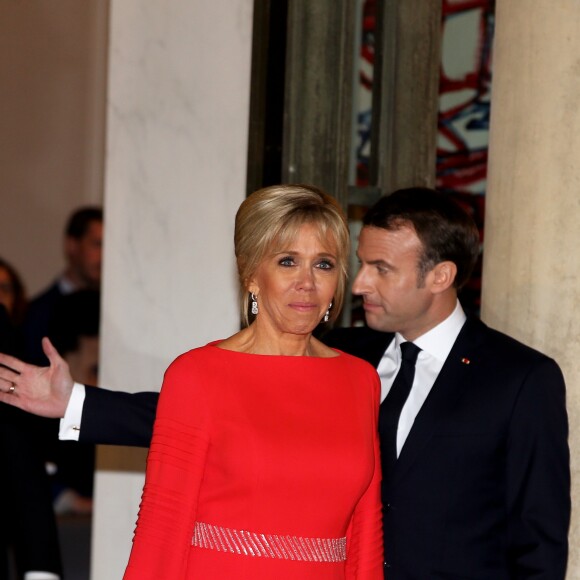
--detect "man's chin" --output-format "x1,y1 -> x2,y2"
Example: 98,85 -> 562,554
363,312 -> 392,333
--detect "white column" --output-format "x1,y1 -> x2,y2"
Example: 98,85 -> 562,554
93,2 -> 254,577
482,0 -> 580,575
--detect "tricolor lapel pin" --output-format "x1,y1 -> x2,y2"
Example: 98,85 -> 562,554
461,357 -> 471,365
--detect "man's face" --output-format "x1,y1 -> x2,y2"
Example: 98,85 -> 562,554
352,225 -> 438,341
66,221 -> 103,288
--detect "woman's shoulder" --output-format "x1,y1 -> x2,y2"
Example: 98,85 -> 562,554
157,344 -> 221,421
334,348 -> 378,373
166,341 -> 221,369
333,350 -> 380,399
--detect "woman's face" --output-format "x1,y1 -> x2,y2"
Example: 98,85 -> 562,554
249,222 -> 339,337
0,267 -> 15,316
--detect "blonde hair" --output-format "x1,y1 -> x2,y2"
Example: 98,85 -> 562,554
235,184 -> 349,326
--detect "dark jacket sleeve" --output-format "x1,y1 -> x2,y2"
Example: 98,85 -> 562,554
79,386 -> 159,447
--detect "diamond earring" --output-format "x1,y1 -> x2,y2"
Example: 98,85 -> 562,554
323,302 -> 332,323
251,292 -> 258,315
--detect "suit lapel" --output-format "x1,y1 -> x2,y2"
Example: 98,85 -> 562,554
387,317 -> 488,487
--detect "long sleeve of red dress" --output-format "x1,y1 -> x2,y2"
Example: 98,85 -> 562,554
345,376 -> 383,579
124,343 -> 383,579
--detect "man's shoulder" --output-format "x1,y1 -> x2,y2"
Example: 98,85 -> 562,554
29,280 -> 62,307
465,317 -> 558,367
321,325 -> 393,366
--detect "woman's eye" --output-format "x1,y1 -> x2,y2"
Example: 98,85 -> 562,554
279,257 -> 294,267
317,260 -> 335,270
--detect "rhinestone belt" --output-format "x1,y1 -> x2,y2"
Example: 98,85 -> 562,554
192,521 -> 347,562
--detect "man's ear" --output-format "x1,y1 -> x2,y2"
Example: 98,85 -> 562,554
430,261 -> 457,294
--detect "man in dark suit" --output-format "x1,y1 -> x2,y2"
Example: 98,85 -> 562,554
23,206 -> 103,365
0,188 -> 570,578
324,189 -> 570,578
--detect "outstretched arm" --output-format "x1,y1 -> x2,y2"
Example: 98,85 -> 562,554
0,337 -> 74,418
0,337 -> 159,447
79,387 -> 158,447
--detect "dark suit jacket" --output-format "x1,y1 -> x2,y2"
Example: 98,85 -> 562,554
22,280 -> 64,365
81,318 -> 570,578
327,318 -> 570,579
0,305 -> 62,577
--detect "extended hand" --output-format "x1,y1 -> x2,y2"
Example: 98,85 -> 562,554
0,337 -> 74,418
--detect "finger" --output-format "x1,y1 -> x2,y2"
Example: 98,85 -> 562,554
42,337 -> 63,365
0,352 -> 23,373
0,389 -> 23,409
0,392 -> 14,404
0,379 -> 16,394
0,365 -> 20,383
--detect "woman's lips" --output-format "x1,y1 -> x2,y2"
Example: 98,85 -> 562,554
289,302 -> 318,312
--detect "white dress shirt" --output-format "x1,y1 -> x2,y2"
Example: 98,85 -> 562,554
376,301 -> 466,457
59,382 -> 86,441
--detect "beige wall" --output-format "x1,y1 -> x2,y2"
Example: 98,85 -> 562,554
0,0 -> 108,296
483,0 -> 580,575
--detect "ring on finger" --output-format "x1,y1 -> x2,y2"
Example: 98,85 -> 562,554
8,384 -> 15,394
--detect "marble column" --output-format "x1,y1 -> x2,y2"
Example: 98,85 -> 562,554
482,0 -> 580,575
93,1 -> 254,577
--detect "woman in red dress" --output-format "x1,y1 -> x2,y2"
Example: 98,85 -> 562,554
124,184 -> 383,579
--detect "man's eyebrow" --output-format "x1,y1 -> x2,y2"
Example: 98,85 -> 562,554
357,255 -> 391,267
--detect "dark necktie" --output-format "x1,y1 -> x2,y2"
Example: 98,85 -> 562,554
379,341 -> 421,479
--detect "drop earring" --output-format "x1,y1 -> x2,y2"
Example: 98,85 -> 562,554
323,302 -> 332,323
251,292 -> 258,315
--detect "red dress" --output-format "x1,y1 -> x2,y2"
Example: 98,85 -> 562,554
124,342 -> 383,579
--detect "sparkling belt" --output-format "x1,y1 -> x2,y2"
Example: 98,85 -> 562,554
191,521 -> 347,562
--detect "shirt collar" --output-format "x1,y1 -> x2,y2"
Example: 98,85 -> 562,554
395,300 -> 466,363
58,275 -> 79,295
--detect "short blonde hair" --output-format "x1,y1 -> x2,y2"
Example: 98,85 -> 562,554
235,184 -> 349,326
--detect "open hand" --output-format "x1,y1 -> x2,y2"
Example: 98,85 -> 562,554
0,337 -> 74,418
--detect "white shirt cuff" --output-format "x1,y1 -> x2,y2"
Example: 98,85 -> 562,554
58,382 -> 86,441
24,573 -> 60,580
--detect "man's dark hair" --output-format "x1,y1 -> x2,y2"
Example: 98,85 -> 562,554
65,207 -> 103,239
48,289 -> 100,356
363,187 -> 480,289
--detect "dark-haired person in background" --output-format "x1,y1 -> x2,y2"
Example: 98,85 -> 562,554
0,257 -> 28,328
47,289 -> 100,515
0,187 -> 570,578
23,206 -> 103,365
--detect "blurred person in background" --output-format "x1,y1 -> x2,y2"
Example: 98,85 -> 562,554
0,257 -> 62,579
46,289 -> 100,515
0,257 -> 28,328
23,207 -> 103,365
